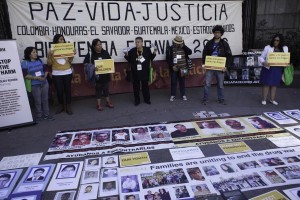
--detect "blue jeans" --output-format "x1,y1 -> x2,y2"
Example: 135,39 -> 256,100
31,82 -> 49,118
171,70 -> 185,96
203,70 -> 225,101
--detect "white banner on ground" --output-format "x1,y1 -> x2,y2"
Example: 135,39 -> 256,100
7,0 -> 243,63
0,40 -> 33,128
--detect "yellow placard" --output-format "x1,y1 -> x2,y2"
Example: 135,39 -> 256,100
205,56 -> 226,71
119,152 -> 151,167
219,141 -> 252,154
95,59 -> 115,74
52,42 -> 74,58
250,190 -> 288,200
267,52 -> 290,66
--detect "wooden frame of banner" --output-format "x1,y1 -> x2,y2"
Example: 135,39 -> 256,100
205,56 -> 226,71
95,59 -> 115,74
52,43 -> 75,58
267,52 -> 290,67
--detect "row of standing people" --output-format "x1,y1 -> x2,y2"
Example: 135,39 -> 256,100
21,25 -> 288,122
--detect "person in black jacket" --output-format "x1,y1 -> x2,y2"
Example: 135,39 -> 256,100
166,36 -> 192,101
84,39 -> 114,111
124,37 -> 157,106
201,25 -> 233,105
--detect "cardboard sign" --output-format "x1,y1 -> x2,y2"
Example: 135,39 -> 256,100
95,59 -> 115,74
52,43 -> 75,58
250,190 -> 288,200
205,56 -> 226,71
119,152 -> 151,167
219,142 -> 252,154
268,52 -> 290,66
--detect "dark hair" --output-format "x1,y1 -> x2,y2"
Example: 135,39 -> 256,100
188,167 -> 201,174
53,34 -> 66,44
270,33 -> 285,50
57,134 -> 69,140
135,37 -> 143,42
126,195 -> 135,199
0,173 -> 11,179
23,47 -> 39,61
62,165 -> 76,171
174,124 -> 184,128
34,168 -> 45,173
212,25 -> 225,35
91,38 -> 102,55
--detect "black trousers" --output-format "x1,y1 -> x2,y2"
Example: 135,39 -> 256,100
132,80 -> 150,103
53,74 -> 72,105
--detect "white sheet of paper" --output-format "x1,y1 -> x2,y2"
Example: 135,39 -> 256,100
140,57 -> 145,63
81,169 -> 100,184
99,177 -> 118,197
137,64 -> 142,71
169,147 -> 205,161
268,135 -> 300,147
0,153 -> 43,170
176,55 -> 182,59
264,111 -> 297,124
102,156 -> 118,168
47,161 -> 83,191
283,109 -> 300,121
77,183 -> 99,200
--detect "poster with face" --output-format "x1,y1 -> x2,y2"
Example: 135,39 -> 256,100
102,156 -> 118,168
13,164 -> 55,193
8,191 -> 42,200
77,183 -> 99,200
54,190 -> 76,200
84,157 -> 101,170
47,162 -> 83,191
0,169 -> 22,199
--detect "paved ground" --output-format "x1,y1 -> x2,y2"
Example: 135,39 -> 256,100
1,80 -> 300,199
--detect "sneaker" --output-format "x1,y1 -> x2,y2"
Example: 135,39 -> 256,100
170,96 -> 175,102
261,100 -> 266,105
201,99 -> 208,105
182,96 -> 187,101
269,100 -> 278,105
44,115 -> 55,121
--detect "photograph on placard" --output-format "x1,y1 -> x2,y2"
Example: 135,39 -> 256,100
24,166 -> 50,182
218,118 -> 253,133
71,132 -> 92,147
77,183 -> 99,200
112,128 -> 130,142
102,155 -> 118,167
81,169 -> 100,184
99,196 -> 119,200
186,167 -> 205,181
261,170 -> 285,184
131,127 -> 151,141
50,134 -> 73,149
122,194 -> 140,200
211,172 -> 267,192
142,188 -> 171,200
173,185 -> 190,198
219,163 -> 238,173
56,163 -> 80,179
9,191 -> 42,200
99,179 -> 118,197
202,166 -> 220,176
244,116 -> 277,130
101,168 -> 118,178
259,157 -> 285,167
167,122 -> 199,139
0,172 -> 16,189
275,165 -> 300,180
195,120 -> 226,136
264,111 -> 297,124
54,190 -> 76,200
284,125 -> 300,137
150,132 -> 171,140
283,109 -> 300,121
121,175 -> 140,193
283,156 -> 300,163
84,157 -> 101,170
148,125 -> 168,133
236,161 -> 261,170
191,184 -> 212,196
0,169 -> 22,199
92,130 -> 111,145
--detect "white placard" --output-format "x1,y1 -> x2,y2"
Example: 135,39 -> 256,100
0,40 -> 33,128
264,111 -> 297,125
7,1 -> 243,63
170,147 -> 205,161
0,153 -> 43,170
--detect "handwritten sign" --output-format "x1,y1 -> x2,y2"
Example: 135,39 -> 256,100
95,59 -> 115,74
268,52 -> 290,67
52,43 -> 74,58
205,56 -> 226,71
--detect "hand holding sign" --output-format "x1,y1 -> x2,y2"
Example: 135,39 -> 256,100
267,52 -> 290,67
205,56 -> 227,71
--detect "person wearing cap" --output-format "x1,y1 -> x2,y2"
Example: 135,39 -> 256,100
201,25 -> 233,105
166,36 -> 192,101
124,37 -> 157,106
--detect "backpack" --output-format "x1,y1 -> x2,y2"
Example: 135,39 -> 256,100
283,64 -> 294,86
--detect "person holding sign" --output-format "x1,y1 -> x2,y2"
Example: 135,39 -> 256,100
258,34 -> 288,105
201,25 -> 233,105
21,47 -> 53,123
124,37 -> 157,106
166,36 -> 192,102
84,39 -> 114,111
47,34 -> 75,115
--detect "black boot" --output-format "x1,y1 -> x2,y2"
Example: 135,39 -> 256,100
55,104 -> 64,114
66,104 -> 73,115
